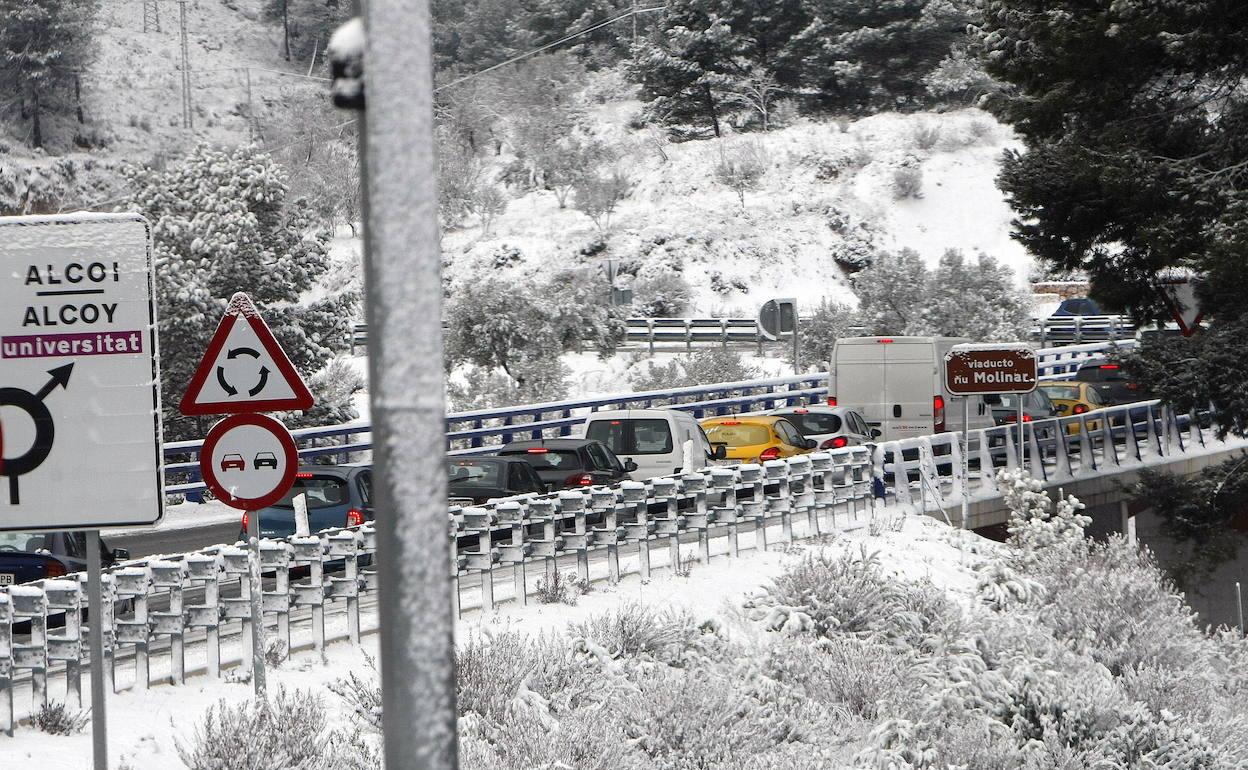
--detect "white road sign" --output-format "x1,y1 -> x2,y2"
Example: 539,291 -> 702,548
0,213 -> 162,530
200,414 -> 298,510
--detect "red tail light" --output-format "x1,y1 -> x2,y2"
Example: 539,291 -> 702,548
1126,383 -> 1139,390
933,395 -> 946,433
1073,404 -> 1088,415
827,396 -> 837,406
759,447 -> 782,462
719,420 -> 742,426
525,448 -> 549,454
295,472 -> 315,479
821,436 -> 849,450
1101,364 -> 1120,370
565,473 -> 594,487
1005,414 -> 1033,423
45,560 -> 67,578
346,508 -> 365,527
878,338 -> 894,344
241,511 -> 250,532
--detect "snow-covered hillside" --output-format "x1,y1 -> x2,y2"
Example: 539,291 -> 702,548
440,109 -> 1030,316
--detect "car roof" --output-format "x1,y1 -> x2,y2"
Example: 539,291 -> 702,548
496,438 -> 598,450
701,415 -> 787,425
294,465 -> 365,477
587,408 -> 684,420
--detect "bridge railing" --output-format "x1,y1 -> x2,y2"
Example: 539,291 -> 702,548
874,398 -> 1213,518
1032,315 -> 1136,346
0,447 -> 874,730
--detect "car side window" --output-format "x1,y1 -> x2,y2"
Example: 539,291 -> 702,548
63,532 -> 85,559
586,443 -> 621,473
524,463 -> 545,492
777,420 -> 802,446
507,463 -> 529,492
357,471 -> 373,507
1087,387 -> 1103,406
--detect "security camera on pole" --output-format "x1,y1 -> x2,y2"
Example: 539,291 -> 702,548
180,292 -> 314,695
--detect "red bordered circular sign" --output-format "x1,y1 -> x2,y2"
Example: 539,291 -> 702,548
200,413 -> 298,510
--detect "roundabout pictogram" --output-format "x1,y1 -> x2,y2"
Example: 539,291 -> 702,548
0,363 -> 73,505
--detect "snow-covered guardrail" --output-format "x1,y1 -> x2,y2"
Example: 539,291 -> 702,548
1032,314 -> 1135,346
0,447 -> 874,730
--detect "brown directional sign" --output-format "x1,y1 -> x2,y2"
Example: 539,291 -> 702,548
944,344 -> 1037,395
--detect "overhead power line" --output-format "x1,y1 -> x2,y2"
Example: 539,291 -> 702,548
435,4 -> 664,93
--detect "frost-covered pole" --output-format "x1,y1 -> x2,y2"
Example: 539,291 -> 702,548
339,0 -> 459,766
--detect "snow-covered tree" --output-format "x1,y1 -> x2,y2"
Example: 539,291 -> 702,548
573,168 -> 631,230
0,0 -> 98,148
917,250 -> 1031,340
714,142 -> 766,210
854,249 -> 1031,341
798,299 -> 860,370
853,248 -> 928,335
126,144 -> 355,440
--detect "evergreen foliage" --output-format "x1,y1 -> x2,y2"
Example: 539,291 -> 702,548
125,144 -> 355,441
0,0 -> 99,148
853,248 -> 1031,341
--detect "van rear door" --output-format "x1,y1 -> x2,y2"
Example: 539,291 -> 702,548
835,341 -> 888,429
883,340 -> 936,440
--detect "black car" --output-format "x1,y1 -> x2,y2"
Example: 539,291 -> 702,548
447,456 -> 548,505
1074,361 -> 1148,406
989,389 -> 1059,426
0,531 -> 129,585
1052,297 -> 1103,316
250,465 -> 375,540
495,438 -> 636,491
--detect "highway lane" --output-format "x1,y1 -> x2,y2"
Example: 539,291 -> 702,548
110,521 -> 242,559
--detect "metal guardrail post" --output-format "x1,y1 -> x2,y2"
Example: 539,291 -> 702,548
0,593 -> 12,736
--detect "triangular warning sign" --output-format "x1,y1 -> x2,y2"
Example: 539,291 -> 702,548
180,292 -> 315,416
1159,274 -> 1205,337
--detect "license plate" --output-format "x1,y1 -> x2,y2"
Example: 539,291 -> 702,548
0,574 -> 13,586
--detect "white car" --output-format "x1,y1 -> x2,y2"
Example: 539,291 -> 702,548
767,405 -> 877,451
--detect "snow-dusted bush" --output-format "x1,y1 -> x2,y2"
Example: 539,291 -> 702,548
628,348 -> 760,392
714,141 -> 767,209
456,631 -> 544,726
446,356 -> 569,412
328,656 -> 383,732
568,603 -> 720,666
33,701 -> 89,735
763,636 -> 912,720
892,165 -> 924,199
911,123 -> 942,150
176,688 -> 331,770
283,356 -> 364,433
630,265 -> 692,317
534,570 -> 580,605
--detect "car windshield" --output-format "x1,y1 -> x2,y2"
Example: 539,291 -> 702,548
446,460 -> 504,489
503,449 -> 583,471
780,412 -> 842,435
704,423 -> 771,446
1042,385 -> 1082,401
272,476 -> 349,509
0,532 -> 53,553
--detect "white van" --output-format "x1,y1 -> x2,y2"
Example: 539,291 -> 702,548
580,409 -> 726,481
827,336 -> 996,442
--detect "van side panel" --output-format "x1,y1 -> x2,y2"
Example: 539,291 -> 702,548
833,342 -> 889,426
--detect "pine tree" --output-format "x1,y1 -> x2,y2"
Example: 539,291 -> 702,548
125,144 -> 355,440
852,248 -> 928,334
0,0 -> 99,148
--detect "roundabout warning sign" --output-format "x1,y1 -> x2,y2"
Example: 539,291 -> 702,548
0,213 -> 163,530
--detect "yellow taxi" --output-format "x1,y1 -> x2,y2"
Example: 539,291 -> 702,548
699,415 -> 817,463
1038,381 -> 1105,434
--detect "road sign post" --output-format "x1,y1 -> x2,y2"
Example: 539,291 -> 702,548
181,295 -> 310,698
1,213 -> 164,770
944,344 -> 1039,525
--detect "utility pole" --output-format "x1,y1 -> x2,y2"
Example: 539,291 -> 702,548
143,0 -> 160,33
244,67 -> 255,143
355,1 -> 458,768
281,0 -> 291,61
178,0 -> 193,129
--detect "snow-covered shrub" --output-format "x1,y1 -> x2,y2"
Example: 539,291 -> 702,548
892,165 -> 924,200
630,265 -> 692,317
263,637 -> 287,668
328,656 -> 383,732
33,701 -> 89,735
446,356 -> 569,412
854,248 -> 928,334
568,603 -> 720,666
795,299 -> 860,370
763,636 -> 912,720
283,356 -> 364,434
911,123 -> 942,150
456,631 -> 544,726
627,358 -> 684,392
176,688 -> 330,770
681,348 -> 760,386
714,142 -> 767,209
534,570 -> 579,605
622,667 -> 825,769
754,546 -> 956,648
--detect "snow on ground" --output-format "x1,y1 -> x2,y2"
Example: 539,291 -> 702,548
429,109 -> 1028,317
3,513 -> 992,768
